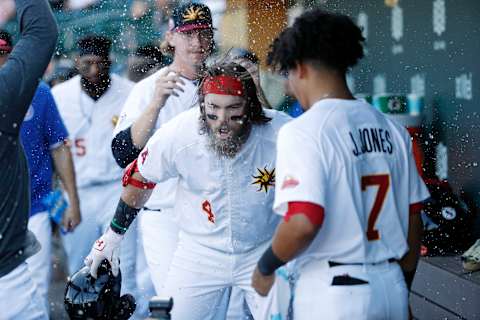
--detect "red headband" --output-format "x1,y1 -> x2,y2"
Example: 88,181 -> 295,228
201,75 -> 244,96
0,39 -> 12,53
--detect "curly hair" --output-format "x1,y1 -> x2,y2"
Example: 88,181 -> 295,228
198,62 -> 271,125
267,9 -> 365,74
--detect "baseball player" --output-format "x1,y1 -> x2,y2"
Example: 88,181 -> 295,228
0,0 -> 58,319
1,29 -> 81,313
51,36 -> 137,299
85,62 -> 291,319
252,9 -> 430,320
111,1 -> 215,307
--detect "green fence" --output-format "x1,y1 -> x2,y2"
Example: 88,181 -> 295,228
3,1 -> 162,58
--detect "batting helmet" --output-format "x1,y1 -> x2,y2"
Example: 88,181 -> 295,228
64,259 -> 135,319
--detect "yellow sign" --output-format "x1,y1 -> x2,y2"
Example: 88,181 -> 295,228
385,0 -> 399,7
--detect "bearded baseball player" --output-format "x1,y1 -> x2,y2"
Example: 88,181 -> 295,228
51,36 -> 138,300
251,9 -> 430,320
86,62 -> 291,319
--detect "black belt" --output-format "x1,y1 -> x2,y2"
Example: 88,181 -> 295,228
328,258 -> 397,268
143,207 -> 162,212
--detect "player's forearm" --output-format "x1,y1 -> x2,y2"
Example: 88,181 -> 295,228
51,145 -> 80,210
272,214 -> 320,262
399,213 -> 423,290
399,213 -> 423,272
130,103 -> 162,148
257,214 -> 319,276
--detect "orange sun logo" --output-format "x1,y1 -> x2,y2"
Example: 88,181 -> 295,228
183,6 -> 206,22
252,167 -> 275,193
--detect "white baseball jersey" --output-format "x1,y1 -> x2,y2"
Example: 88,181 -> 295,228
52,74 -> 133,188
138,107 -> 291,253
114,67 -> 198,210
274,98 -> 430,267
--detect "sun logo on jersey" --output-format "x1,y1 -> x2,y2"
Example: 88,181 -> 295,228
183,6 -> 206,22
111,115 -> 119,127
252,167 -> 275,193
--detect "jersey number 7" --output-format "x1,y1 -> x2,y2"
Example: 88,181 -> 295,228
361,174 -> 390,241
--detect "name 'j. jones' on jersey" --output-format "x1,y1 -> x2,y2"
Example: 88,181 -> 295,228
349,127 -> 393,157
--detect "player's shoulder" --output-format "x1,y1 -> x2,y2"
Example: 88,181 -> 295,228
264,108 -> 292,127
279,107 -> 318,137
111,73 -> 134,90
149,107 -> 200,149
51,75 -> 80,96
162,106 -> 200,131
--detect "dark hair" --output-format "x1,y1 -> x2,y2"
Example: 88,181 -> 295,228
77,35 -> 112,58
267,9 -> 365,74
198,62 -> 271,125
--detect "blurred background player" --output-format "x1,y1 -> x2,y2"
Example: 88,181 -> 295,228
86,62 -> 291,320
51,35 -> 138,308
111,2 -> 215,313
252,9 -> 430,320
0,0 -> 58,318
0,29 -> 81,313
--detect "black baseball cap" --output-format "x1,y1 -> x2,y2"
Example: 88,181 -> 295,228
0,29 -> 13,54
77,35 -> 112,58
170,2 -> 213,33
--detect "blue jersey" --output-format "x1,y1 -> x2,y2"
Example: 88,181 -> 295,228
20,82 -> 69,216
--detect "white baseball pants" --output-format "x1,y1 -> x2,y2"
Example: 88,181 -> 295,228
139,208 -> 179,295
0,262 -> 48,319
26,211 -> 52,314
293,259 -> 408,320
161,234 -> 270,320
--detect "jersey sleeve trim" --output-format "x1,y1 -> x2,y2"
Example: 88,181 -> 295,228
284,201 -> 325,226
409,202 -> 424,216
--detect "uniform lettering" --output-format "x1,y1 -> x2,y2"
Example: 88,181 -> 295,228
350,132 -> 361,156
349,128 -> 393,157
385,130 -> 393,153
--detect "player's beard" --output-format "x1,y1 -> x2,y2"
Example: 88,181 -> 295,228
80,74 -> 111,100
199,116 -> 251,158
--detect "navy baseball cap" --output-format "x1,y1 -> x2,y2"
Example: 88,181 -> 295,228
170,2 -> 213,33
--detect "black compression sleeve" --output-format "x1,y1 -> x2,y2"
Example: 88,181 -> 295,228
257,246 -> 286,276
110,199 -> 140,235
111,127 -> 143,168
